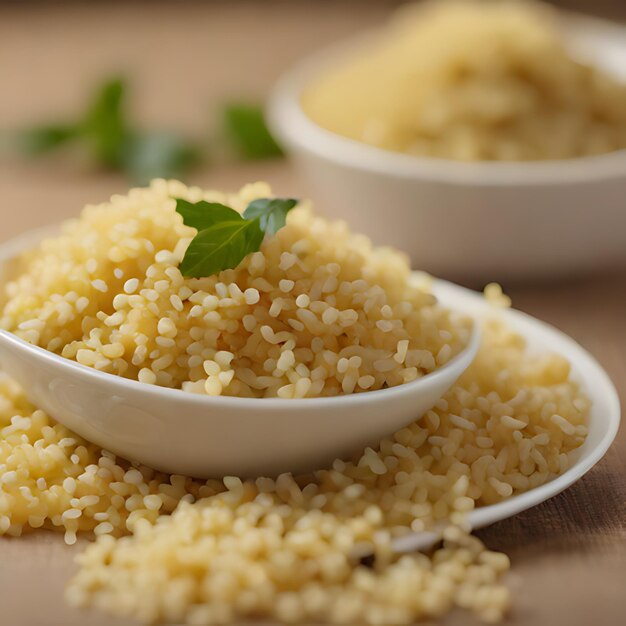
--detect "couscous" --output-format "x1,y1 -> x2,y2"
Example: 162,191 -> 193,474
302,0 -> 626,161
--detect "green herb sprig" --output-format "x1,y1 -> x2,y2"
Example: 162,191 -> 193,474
10,78 -> 284,182
176,197 -> 297,278
17,78 -> 200,183
222,103 -> 283,160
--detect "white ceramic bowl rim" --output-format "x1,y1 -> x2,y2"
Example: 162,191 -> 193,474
267,17 -> 626,187
0,326 -> 479,410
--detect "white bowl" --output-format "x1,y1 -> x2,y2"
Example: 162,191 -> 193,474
0,227 -> 479,479
267,14 -> 626,282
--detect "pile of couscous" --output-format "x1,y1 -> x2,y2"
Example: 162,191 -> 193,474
302,0 -> 626,161
0,313 -> 588,624
0,180 -> 470,398
0,181 -> 589,624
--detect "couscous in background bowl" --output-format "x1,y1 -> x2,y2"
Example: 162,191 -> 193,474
268,13 -> 626,282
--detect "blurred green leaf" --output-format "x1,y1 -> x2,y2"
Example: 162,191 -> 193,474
123,133 -> 201,185
18,124 -> 78,154
13,81 -> 285,181
13,76 -> 200,183
223,102 -> 283,160
81,77 -> 127,168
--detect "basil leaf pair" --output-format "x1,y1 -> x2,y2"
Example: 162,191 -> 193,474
175,197 -> 298,278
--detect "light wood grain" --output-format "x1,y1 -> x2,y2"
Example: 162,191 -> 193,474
0,2 -> 624,626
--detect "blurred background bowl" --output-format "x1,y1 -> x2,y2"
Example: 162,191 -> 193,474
268,14 -> 626,283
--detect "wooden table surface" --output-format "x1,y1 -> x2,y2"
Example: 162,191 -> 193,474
0,2 -> 624,626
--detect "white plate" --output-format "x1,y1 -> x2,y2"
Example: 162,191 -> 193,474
0,227 -> 620,549
395,279 -> 620,552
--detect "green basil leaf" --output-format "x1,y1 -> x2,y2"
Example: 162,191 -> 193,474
243,197 -> 298,235
175,198 -> 243,232
18,124 -> 78,155
175,195 -> 299,278
179,218 -> 264,278
10,76 -> 203,182
81,77 -> 128,168
223,103 -> 283,160
124,133 -> 201,185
